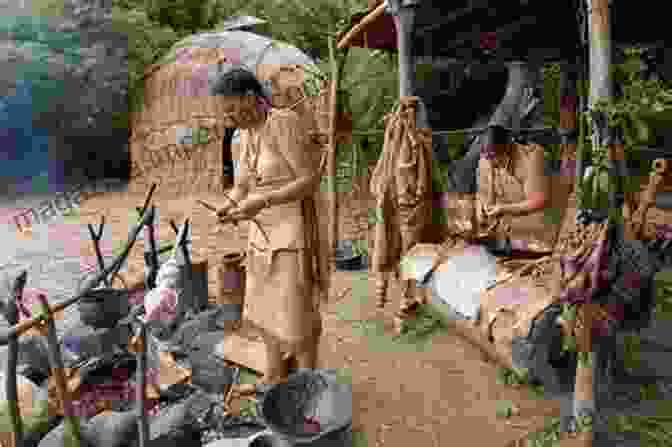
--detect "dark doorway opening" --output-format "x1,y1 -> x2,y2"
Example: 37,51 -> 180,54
222,127 -> 236,189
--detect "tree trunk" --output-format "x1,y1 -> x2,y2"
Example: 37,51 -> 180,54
572,304 -> 597,445
327,37 -> 340,267
575,5 -> 612,444
489,61 -> 535,130
446,62 -> 537,194
559,61 -> 579,193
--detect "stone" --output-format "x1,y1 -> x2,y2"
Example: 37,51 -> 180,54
140,393 -> 205,447
189,349 -> 234,394
203,430 -> 292,447
13,335 -> 51,382
38,421 -> 92,447
0,374 -> 55,446
60,324 -> 130,366
0,373 -> 49,414
175,311 -> 223,349
85,410 -> 139,447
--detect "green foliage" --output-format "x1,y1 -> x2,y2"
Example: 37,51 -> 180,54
395,303 -> 447,344
495,400 -> 516,418
559,303 -> 580,355
333,273 -> 446,352
110,3 -> 180,112
577,351 -> 593,368
334,367 -> 352,385
654,271 -> 672,320
496,366 -> 545,398
351,239 -> 369,257
29,0 -> 66,16
496,366 -> 530,386
144,0 -> 212,35
574,412 -> 593,433
238,398 -> 258,417
594,47 -> 672,137
330,47 -> 399,172
62,207 -> 81,222
525,416 -> 562,447
622,333 -> 642,372
237,367 -> 258,385
228,0 -> 368,60
609,412 -> 672,446
640,383 -> 660,401
541,62 -> 562,161
585,46 -> 672,202
352,429 -> 368,447
0,398 -> 51,438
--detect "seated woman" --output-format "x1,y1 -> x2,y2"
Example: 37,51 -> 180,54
400,125 -> 573,323
476,125 -> 554,255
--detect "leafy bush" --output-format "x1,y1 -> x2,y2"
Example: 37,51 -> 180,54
110,4 -> 180,112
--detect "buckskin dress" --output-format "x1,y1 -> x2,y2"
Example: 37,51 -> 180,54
476,142 -> 570,253
238,108 -> 327,354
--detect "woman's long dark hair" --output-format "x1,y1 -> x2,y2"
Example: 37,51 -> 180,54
210,67 -> 265,98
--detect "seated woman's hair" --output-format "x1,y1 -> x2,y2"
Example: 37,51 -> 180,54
210,67 -> 265,98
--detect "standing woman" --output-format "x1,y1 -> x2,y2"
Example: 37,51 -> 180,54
211,68 -> 329,388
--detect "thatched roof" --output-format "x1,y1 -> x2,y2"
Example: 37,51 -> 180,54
340,1 -> 667,63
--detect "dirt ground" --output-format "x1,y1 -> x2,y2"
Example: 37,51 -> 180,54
77,189 -> 561,447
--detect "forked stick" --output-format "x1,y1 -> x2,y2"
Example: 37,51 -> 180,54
135,323 -> 150,447
5,271 -> 27,446
36,294 -> 81,447
0,204 -> 155,345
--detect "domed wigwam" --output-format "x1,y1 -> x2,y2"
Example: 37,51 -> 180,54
127,31 -> 328,198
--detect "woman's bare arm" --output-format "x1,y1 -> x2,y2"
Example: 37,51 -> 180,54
501,144 -> 549,216
263,110 -> 320,206
222,131 -> 251,208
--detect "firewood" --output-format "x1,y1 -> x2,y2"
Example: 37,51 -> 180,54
36,294 -> 82,447
5,271 -> 27,447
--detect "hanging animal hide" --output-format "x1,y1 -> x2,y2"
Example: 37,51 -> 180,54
370,96 -> 434,273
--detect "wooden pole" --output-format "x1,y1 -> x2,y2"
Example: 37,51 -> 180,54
327,37 -> 340,266
489,61 -> 532,131
337,2 -> 388,50
135,323 -> 150,447
36,294 -> 81,447
559,62 -> 579,193
6,272 -> 27,447
390,0 -> 417,99
573,1 -> 613,444
389,1 -> 425,320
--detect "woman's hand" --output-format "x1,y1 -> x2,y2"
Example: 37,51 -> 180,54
228,196 -> 267,220
216,203 -> 235,220
485,204 -> 507,218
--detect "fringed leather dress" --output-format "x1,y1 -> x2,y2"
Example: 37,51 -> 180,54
238,108 -> 329,355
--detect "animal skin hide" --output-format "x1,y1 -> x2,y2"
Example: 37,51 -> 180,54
370,96 -> 434,273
